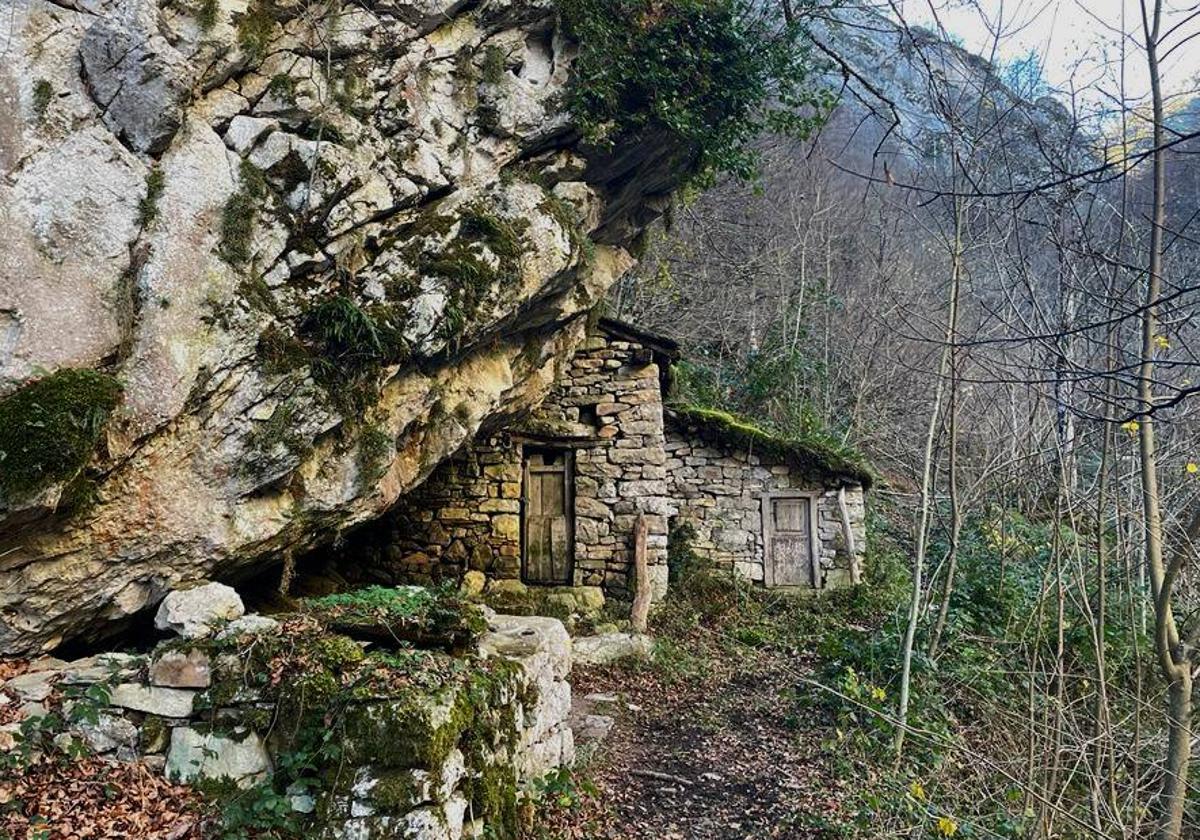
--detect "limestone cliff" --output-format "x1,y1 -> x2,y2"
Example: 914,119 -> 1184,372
0,0 -> 684,653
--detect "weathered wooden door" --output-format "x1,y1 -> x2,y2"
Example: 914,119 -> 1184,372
764,495 -> 816,587
522,449 -> 573,585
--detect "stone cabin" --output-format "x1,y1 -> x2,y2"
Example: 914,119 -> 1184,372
361,318 -> 871,601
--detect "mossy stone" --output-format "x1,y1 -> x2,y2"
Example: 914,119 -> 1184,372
0,369 -> 121,505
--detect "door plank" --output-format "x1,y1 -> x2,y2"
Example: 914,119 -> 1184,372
523,453 -> 573,585
769,497 -> 813,587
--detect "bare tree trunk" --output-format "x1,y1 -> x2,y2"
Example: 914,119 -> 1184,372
895,188 -> 964,759
1137,4 -> 1192,836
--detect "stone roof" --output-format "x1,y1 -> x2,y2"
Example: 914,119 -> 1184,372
595,317 -> 679,393
596,317 -> 680,362
665,406 -> 875,489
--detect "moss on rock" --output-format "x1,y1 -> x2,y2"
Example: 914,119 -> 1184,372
304,585 -> 486,651
0,369 -> 121,505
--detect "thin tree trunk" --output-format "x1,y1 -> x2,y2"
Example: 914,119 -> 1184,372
1137,4 -> 1192,836
895,186 -> 964,759
927,349 -> 961,659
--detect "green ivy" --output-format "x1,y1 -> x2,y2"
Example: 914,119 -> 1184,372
558,0 -> 831,181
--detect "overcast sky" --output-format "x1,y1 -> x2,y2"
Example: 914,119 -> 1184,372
894,0 -> 1200,111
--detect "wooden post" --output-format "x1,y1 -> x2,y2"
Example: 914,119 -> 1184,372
837,487 -> 861,585
630,514 -> 651,634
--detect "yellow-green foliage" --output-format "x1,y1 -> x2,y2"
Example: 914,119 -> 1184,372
0,369 -> 121,504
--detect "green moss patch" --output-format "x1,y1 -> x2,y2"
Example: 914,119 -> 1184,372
219,160 -> 269,266
668,405 -> 874,488
32,78 -> 52,120
138,168 -> 166,227
304,585 -> 487,652
0,369 -> 121,505
236,0 -> 278,64
402,201 -> 529,350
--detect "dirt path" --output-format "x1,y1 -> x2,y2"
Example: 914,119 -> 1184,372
540,648 -> 848,839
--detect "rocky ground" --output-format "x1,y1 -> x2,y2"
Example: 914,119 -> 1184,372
533,581 -> 857,840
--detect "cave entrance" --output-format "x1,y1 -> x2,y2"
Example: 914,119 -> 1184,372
521,447 -> 574,586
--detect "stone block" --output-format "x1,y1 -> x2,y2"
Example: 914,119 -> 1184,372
150,649 -> 212,689
166,727 -> 270,788
479,498 -> 519,514
572,633 -> 652,667
492,514 -> 520,541
154,582 -> 244,639
215,614 -> 281,641
575,497 -> 611,519
110,684 -> 195,717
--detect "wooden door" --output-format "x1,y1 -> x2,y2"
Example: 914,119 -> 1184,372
522,450 -> 573,585
765,496 -> 815,587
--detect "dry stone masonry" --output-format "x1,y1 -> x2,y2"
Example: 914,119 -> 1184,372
346,320 -> 676,600
664,413 -> 868,588
339,321 -> 869,599
0,583 -> 575,840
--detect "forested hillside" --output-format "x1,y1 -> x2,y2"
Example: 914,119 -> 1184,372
604,4 -> 1200,838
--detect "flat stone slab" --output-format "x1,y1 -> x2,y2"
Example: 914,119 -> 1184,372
109,683 -> 195,717
572,632 -> 653,667
166,727 -> 270,788
60,653 -> 145,685
4,670 -> 57,703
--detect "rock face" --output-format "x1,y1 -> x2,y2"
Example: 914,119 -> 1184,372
0,0 -> 686,654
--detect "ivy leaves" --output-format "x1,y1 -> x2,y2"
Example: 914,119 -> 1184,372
559,0 -> 832,182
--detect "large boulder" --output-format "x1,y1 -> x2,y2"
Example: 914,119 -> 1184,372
154,583 -> 245,639
0,0 -> 687,655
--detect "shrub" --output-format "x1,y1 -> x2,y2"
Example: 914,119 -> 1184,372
558,0 -> 831,181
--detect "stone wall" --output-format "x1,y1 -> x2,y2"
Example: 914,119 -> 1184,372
354,325 -> 671,600
0,584 -> 574,840
357,437 -> 526,584
665,421 -> 867,588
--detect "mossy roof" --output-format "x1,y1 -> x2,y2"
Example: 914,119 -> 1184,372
666,406 -> 874,489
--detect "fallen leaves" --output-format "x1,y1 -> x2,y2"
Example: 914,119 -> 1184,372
1,756 -> 204,840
